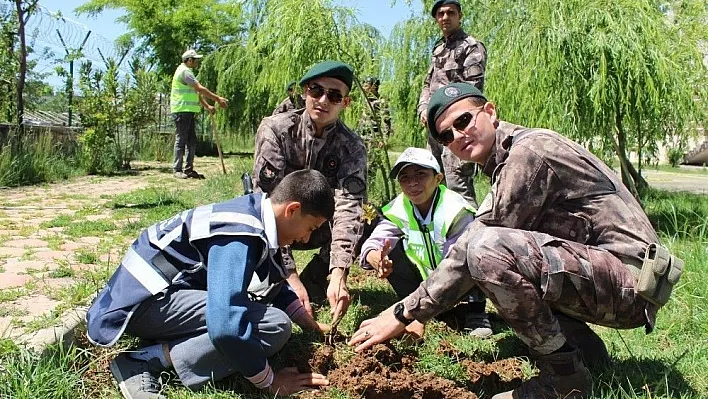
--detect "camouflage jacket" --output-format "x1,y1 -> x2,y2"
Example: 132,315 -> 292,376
253,109 -> 367,270
405,121 -> 660,321
357,95 -> 391,143
417,29 -> 487,119
272,95 -> 305,116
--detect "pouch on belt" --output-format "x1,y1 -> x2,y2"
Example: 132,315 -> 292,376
636,244 -> 684,306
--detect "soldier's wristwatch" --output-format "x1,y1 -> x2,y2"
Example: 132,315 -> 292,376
393,302 -> 414,325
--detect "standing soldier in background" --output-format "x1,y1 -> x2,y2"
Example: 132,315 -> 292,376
273,80 -> 306,115
171,49 -> 228,179
358,76 -> 392,195
417,0 -> 486,208
253,61 -> 367,325
416,0 -> 491,335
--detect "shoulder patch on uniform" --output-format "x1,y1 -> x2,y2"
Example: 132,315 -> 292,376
444,87 -> 460,97
259,161 -> 279,192
342,175 -> 366,195
324,154 -> 340,177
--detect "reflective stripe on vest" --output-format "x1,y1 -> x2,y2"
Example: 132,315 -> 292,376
382,186 -> 474,279
170,64 -> 201,113
86,194 -> 274,347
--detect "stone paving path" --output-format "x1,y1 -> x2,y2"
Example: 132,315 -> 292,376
0,160 -> 223,348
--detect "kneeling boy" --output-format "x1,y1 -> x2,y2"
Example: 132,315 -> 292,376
87,169 -> 333,398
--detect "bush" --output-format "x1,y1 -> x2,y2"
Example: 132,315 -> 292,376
667,147 -> 684,168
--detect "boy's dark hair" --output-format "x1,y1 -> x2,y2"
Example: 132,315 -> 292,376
270,169 -> 334,220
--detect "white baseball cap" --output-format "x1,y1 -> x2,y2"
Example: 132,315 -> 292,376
181,49 -> 203,60
389,147 -> 441,179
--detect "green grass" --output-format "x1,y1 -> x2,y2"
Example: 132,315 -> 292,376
48,262 -> 75,279
45,234 -> 66,251
649,165 -> 708,175
64,220 -> 117,238
0,157 -> 706,398
0,131 -> 82,188
0,341 -> 90,399
75,249 -> 99,264
40,214 -> 73,229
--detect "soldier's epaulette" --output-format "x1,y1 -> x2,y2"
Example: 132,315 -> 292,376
464,35 -> 480,47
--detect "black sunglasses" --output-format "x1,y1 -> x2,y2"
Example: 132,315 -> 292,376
306,83 -> 345,104
434,109 -> 482,145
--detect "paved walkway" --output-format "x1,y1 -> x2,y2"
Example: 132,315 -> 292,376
0,160 -> 221,349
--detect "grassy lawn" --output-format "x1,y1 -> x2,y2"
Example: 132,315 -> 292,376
0,155 -> 706,398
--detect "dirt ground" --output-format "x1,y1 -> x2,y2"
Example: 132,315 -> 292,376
280,341 -> 525,399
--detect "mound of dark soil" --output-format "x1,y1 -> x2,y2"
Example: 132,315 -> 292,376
300,342 -> 524,399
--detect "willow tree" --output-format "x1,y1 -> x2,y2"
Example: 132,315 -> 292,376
463,0 -> 707,196
382,15 -> 439,147
198,0 -> 385,144
196,0 -> 395,201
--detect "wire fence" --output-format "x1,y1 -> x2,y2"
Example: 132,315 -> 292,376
26,3 -> 135,70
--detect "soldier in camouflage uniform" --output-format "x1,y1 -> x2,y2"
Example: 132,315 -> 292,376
272,80 -> 306,115
254,61 -> 367,323
357,76 -> 392,190
417,0 -> 492,334
350,83 -> 683,399
418,0 -> 486,208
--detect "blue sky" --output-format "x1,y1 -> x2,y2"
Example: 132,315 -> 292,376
35,0 -> 423,87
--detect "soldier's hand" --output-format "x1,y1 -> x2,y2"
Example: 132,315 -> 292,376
328,268 -> 350,323
217,96 -> 229,108
206,105 -> 216,115
348,310 -> 406,353
268,367 -> 329,397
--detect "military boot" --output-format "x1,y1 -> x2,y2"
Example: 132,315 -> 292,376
556,313 -> 610,368
299,254 -> 330,303
492,347 -> 592,399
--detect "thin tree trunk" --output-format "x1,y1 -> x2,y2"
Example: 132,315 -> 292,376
14,0 -> 27,126
614,110 -> 640,199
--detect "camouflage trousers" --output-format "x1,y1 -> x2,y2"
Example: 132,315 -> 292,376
427,135 -> 478,208
463,227 -> 651,355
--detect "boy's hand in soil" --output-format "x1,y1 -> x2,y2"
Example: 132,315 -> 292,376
292,304 -> 329,335
268,367 -> 329,397
317,322 -> 331,334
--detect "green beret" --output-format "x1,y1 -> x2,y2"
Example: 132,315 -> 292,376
299,61 -> 354,90
285,80 -> 296,92
427,82 -> 487,137
431,0 -> 461,17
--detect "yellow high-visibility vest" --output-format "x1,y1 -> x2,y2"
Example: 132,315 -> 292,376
170,64 -> 201,113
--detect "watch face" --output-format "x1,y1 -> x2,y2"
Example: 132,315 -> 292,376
394,302 -> 412,325
395,302 -> 404,315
